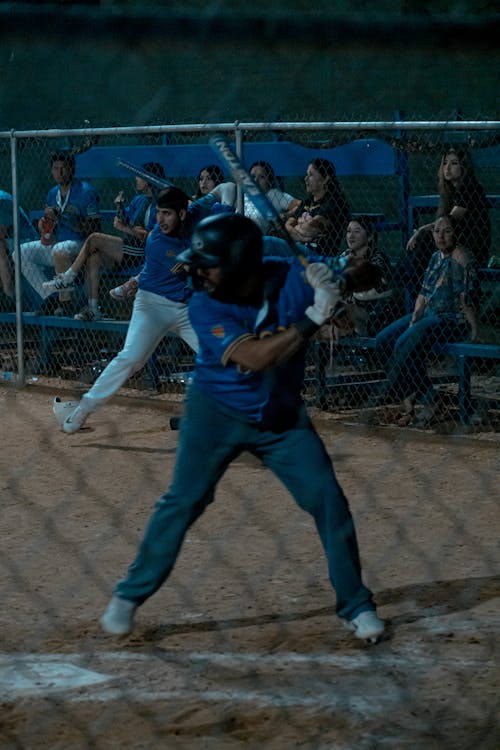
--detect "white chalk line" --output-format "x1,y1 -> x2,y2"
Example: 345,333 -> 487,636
1,647 -> 491,671
68,686 -> 394,712
1,642 -> 494,709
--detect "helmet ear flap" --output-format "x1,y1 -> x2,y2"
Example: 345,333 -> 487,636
52,396 -> 79,428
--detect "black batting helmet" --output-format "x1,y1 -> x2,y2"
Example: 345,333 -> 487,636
178,213 -> 263,299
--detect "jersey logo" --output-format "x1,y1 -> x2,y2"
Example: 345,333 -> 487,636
211,325 -> 225,338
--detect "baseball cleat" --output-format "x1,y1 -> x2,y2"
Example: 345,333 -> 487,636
53,397 -> 80,428
344,610 -> 385,644
63,403 -> 90,433
100,595 -> 137,636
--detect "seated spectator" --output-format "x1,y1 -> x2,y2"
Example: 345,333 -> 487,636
42,162 -> 165,322
403,146 -> 491,308
19,150 -> 101,315
374,215 -> 478,428
0,189 -> 37,310
329,216 -> 399,340
193,164 -> 225,199
245,161 -> 299,233
284,158 -> 351,256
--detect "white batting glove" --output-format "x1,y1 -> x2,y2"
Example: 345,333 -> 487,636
305,281 -> 342,326
305,262 -> 333,288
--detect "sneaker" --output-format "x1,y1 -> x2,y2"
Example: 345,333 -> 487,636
63,403 -> 90,433
109,277 -> 138,300
100,595 -> 137,636
74,305 -> 102,322
42,274 -> 74,294
344,610 -> 385,644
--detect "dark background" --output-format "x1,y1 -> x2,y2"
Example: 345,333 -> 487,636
0,2 -> 499,129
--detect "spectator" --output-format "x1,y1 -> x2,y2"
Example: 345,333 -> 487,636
285,158 -> 351,256
0,189 -> 37,310
375,215 -> 478,428
193,164 -> 225,199
245,160 -> 299,233
41,162 -> 166,322
330,216 -> 399,340
403,146 -> 491,307
19,150 -> 101,315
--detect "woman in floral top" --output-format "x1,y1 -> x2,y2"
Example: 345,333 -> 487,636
375,215 -> 477,427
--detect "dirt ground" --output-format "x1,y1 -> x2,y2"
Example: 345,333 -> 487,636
0,384 -> 499,750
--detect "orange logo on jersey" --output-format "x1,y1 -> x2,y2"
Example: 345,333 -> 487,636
211,325 -> 225,338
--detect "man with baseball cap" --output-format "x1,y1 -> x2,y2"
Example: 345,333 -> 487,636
101,213 -> 385,645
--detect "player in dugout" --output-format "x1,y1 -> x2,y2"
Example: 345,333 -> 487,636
100,213 -> 386,644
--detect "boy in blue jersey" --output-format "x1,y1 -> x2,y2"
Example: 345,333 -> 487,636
60,187 -> 199,434
100,213 -> 386,644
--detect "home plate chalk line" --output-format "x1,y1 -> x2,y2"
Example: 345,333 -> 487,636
0,642 -> 494,709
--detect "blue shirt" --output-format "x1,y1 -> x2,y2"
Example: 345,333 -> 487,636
0,190 -> 37,241
46,178 -> 100,242
189,258 -> 314,425
123,194 -> 151,227
138,223 -> 192,302
421,249 -> 475,321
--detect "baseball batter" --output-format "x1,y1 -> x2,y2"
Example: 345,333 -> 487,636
100,213 -> 385,644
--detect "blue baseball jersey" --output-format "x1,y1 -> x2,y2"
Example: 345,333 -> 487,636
189,258 -> 315,424
46,178 -> 100,242
138,223 -> 191,302
123,194 -> 151,227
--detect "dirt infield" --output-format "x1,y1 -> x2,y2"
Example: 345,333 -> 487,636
1,385 -> 499,750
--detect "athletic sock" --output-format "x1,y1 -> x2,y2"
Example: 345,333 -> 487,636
89,298 -> 100,311
63,267 -> 77,283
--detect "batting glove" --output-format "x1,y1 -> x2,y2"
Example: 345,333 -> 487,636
305,281 -> 342,326
305,262 -> 333,288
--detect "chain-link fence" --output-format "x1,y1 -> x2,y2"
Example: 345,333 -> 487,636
1,120 -> 500,750
0,120 -> 499,433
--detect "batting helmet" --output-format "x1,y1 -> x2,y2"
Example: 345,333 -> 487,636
53,396 -> 80,428
178,213 -> 263,300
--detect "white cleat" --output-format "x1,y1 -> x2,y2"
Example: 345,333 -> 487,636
63,403 -> 90,433
344,610 -> 385,644
100,595 -> 137,636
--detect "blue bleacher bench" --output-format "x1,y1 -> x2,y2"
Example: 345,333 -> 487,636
74,137 -> 410,235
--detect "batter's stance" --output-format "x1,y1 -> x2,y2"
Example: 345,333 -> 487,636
101,213 -> 385,644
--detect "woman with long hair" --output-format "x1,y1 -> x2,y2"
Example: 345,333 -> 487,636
404,147 -> 491,307
285,157 -> 351,256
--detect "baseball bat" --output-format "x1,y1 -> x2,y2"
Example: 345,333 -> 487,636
209,135 -> 308,267
116,158 -> 174,191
